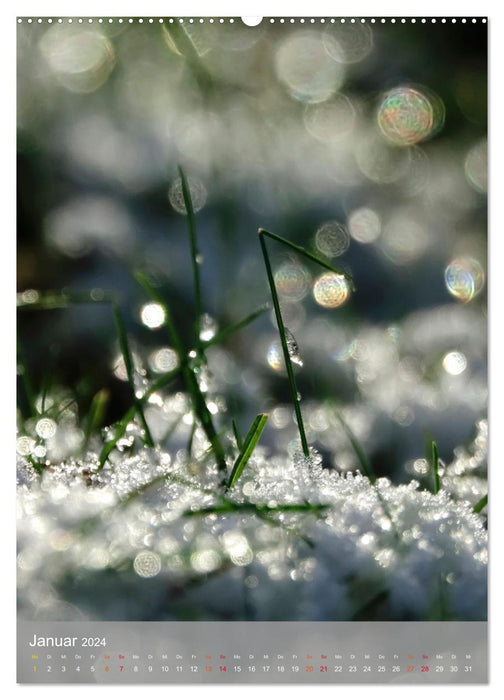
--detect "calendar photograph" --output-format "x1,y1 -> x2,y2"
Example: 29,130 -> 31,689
16,13 -> 488,683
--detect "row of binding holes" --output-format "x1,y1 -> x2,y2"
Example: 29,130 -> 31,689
17,17 -> 488,24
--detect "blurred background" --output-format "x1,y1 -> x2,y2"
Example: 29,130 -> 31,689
17,17 -> 487,485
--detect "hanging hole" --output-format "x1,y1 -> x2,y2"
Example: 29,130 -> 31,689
241,16 -> 263,27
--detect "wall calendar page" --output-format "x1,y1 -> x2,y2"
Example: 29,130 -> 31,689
16,12 -> 488,685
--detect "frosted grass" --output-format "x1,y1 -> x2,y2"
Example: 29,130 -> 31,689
17,407 -> 487,621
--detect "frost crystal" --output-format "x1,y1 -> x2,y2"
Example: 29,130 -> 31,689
17,413 -> 487,622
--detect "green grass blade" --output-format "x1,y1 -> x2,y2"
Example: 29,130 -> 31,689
202,303 -> 271,349
424,436 -> 441,494
135,270 -> 227,476
17,290 -> 118,309
232,418 -> 243,451
135,271 -> 185,356
40,371 -> 53,415
16,334 -> 36,417
473,494 -> 488,514
179,164 -> 203,346
335,409 -> 376,483
227,413 -> 269,489
258,227 -> 355,290
184,501 -> 328,517
26,453 -> 45,476
141,367 -> 181,401
163,22 -> 215,94
160,413 -> 183,445
187,420 -> 197,455
98,406 -> 136,469
184,367 -> 228,475
431,440 -> 441,494
259,230 -> 309,458
113,306 -> 154,447
83,389 -> 109,450
330,403 -> 401,537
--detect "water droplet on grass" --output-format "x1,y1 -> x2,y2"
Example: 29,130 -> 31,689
285,327 -> 303,366
199,313 -> 218,341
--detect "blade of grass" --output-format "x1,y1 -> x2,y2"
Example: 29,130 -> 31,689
184,501 -> 328,517
227,413 -> 269,490
40,371 -> 53,415
98,406 -> 136,470
135,270 -> 227,476
113,306 -> 154,448
259,229 -> 309,458
17,291 -> 118,310
135,271 -> 185,355
429,439 -> 441,495
255,510 -> 316,548
159,413 -> 183,445
334,409 -> 376,483
83,389 -> 109,451
179,164 -> 203,347
202,303 -> 271,349
232,419 -> 243,451
16,334 -> 36,417
26,453 -> 45,476
141,366 -> 181,400
473,494 -> 488,514
187,420 -> 197,455
53,397 -> 78,420
330,402 -> 401,539
258,227 -> 355,291
163,22 -> 215,94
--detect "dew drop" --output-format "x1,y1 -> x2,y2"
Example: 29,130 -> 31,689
199,313 -> 218,342
285,327 -> 303,366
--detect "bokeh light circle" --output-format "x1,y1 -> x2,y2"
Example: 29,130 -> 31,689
140,302 -> 166,329
303,95 -> 356,143
322,21 -> 374,63
442,351 -> 468,375
377,86 -> 444,146
315,221 -> 350,258
133,551 -> 161,578
274,262 -> 311,301
313,272 -> 350,308
348,207 -> 381,244
465,139 -> 487,193
39,26 -> 115,93
168,177 -> 207,215
444,257 -> 485,302
274,32 -> 345,103
35,418 -> 57,439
